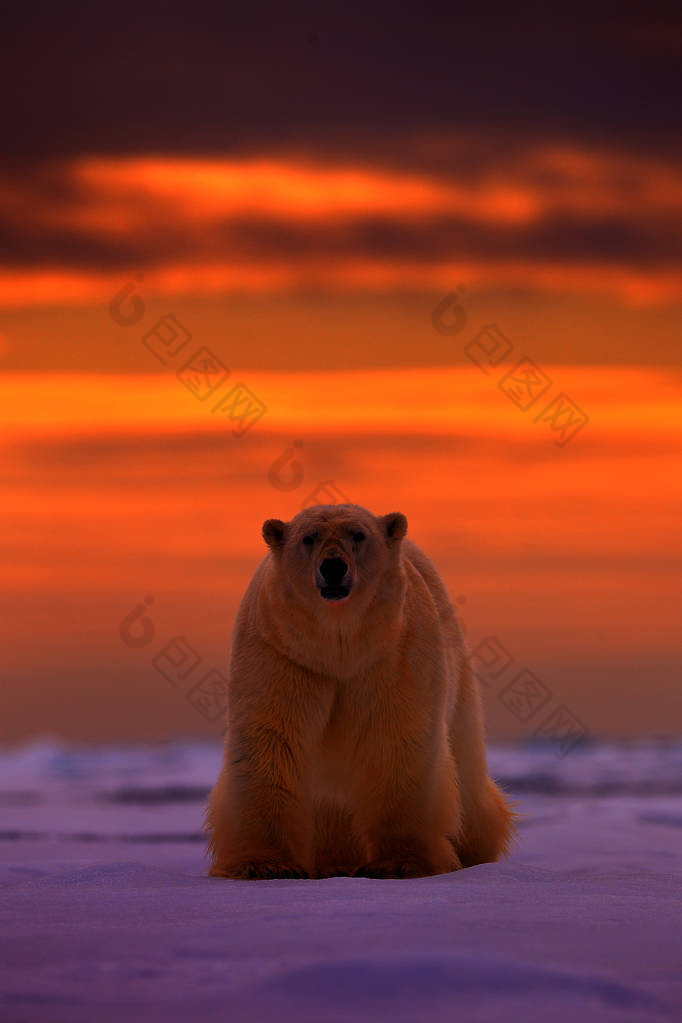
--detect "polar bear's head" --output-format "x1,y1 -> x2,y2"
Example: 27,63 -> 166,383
262,504 -> 407,610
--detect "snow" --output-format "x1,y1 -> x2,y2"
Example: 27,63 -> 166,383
1,739 -> 681,1021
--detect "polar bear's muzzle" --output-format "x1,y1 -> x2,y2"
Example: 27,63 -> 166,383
316,554 -> 353,601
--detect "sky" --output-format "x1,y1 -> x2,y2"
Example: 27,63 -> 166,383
1,3 -> 681,742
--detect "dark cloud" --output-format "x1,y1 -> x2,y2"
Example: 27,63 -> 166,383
1,210 -> 680,271
1,2 -> 681,163
1,3 -> 680,309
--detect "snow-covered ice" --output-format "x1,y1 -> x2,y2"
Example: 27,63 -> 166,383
1,739 -> 680,1021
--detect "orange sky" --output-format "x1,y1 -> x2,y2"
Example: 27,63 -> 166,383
1,127 -> 681,743
2,147 -> 682,310
1,364 -> 681,742
1,366 -> 680,440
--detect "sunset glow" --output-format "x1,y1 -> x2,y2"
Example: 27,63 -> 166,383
2,57 -> 681,743
2,144 -> 681,309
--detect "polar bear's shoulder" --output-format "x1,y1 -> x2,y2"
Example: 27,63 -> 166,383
403,539 -> 452,615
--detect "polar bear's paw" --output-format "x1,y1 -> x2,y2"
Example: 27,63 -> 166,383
210,858 -> 309,880
354,852 -> 460,879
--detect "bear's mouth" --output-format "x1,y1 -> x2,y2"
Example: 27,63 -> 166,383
320,584 -> 351,601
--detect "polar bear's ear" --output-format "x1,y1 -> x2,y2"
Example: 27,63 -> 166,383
379,512 -> 408,545
262,518 -> 288,549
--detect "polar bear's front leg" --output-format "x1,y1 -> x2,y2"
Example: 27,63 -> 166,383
209,726 -> 312,879
207,647 -> 332,880
351,719 -> 462,878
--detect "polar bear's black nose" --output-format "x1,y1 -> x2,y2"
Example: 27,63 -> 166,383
320,557 -> 348,584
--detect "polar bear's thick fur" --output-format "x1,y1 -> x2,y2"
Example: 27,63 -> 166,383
207,504 -> 515,879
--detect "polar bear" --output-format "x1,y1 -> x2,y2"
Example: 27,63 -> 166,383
206,504 -> 515,879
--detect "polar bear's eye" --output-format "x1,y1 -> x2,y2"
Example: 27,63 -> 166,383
302,535 -> 316,546
353,531 -> 365,543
